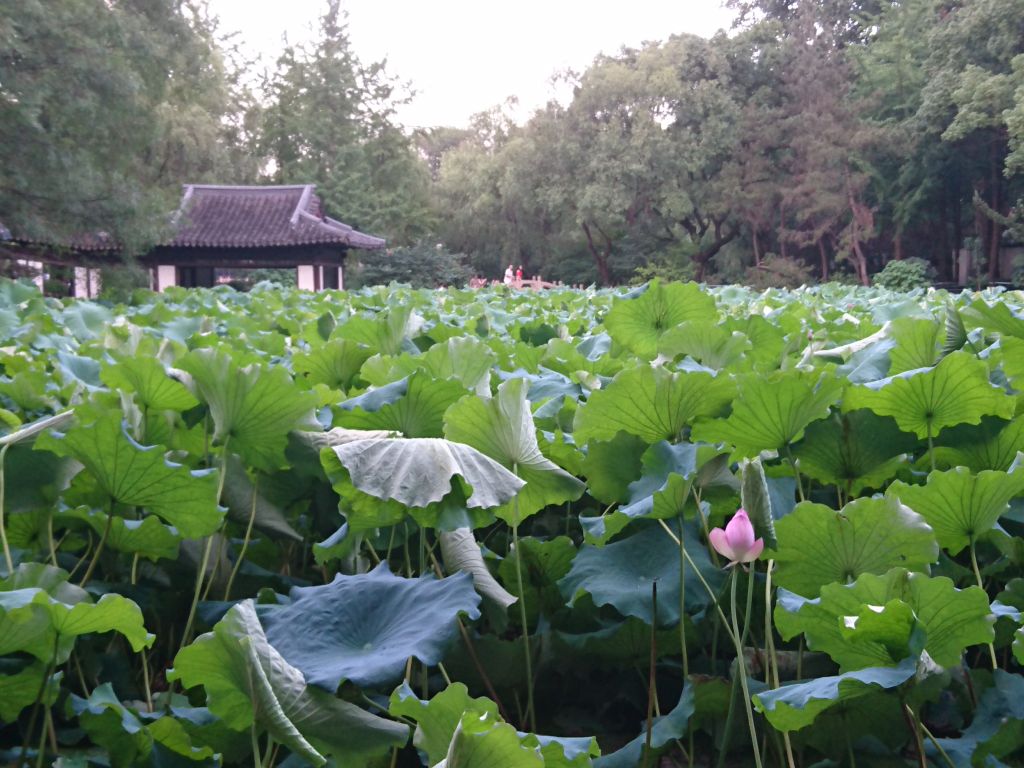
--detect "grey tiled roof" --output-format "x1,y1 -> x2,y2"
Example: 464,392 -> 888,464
168,185 -> 385,249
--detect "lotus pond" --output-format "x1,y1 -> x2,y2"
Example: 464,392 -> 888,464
1,278 -> 1024,768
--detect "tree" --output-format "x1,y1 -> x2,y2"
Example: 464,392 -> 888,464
0,0 -> 247,250
258,1 -> 434,245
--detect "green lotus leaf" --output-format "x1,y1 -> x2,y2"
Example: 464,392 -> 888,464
999,337 -> 1024,386
887,317 -> 941,375
56,506 -> 180,561
580,432 -> 647,505
554,616 -> 684,666
574,365 -> 735,446
260,564 -> 481,689
56,350 -> 103,391
691,370 -> 842,458
752,656 -> 917,732
292,337 -> 372,391
580,441 -> 698,544
71,683 -> 214,768
437,710 -> 543,768
334,303 -> 420,356
559,520 -> 724,626
0,563 -> 152,663
961,298 -> 1024,340
220,455 -> 302,542
842,350 -> 1016,439
593,685 -> 694,768
521,733 -> 600,768
887,466 -> 1024,555
792,409 -> 919,495
38,411 -> 223,538
772,497 -> 939,597
934,416 -> 1024,472
326,436 -> 524,510
604,280 -> 717,359
0,662 -> 61,722
440,528 -> 518,610
657,320 -> 751,370
169,600 -> 409,767
741,456 -> 777,550
444,377 -> 585,525
178,347 -> 320,472
930,669 -> 1024,767
418,335 -> 497,394
497,535 -> 578,628
389,681 -> 499,767
339,372 -> 467,438
775,569 -> 994,670
101,356 -> 199,412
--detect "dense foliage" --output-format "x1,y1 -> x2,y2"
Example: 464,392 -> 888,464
0,279 -> 1023,766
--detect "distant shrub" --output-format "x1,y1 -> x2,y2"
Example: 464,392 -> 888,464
350,243 -> 473,288
744,255 -> 815,289
99,262 -> 151,303
631,256 -> 695,285
873,257 -> 934,291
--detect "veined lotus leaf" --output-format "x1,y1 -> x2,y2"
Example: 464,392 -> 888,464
573,365 -> 735,446
942,302 -> 968,357
334,303 -> 420,356
436,711 -> 543,768
56,350 -> 102,391
772,497 -> 938,598
56,506 -> 180,561
580,441 -> 698,544
177,347 -> 321,472
580,432 -> 647,505
0,662 -> 61,722
169,600 -> 408,766
961,298 -> 1024,340
418,335 -> 497,394
38,411 -> 223,538
887,466 -> 1024,555
999,336 -> 1024,386
691,370 -> 842,458
930,669 -> 1024,767
71,684 -> 214,768
775,569 -> 993,670
934,416 -> 1024,472
260,564 -> 481,690
741,456 -> 777,550
603,280 -> 717,359
440,528 -> 517,610
292,337 -> 372,391
444,378 -> 585,525
559,520 -> 724,626
0,563 -> 152,663
793,410 -> 919,495
100,356 -> 199,412
657,320 -> 751,370
752,656 -> 917,732
389,681 -> 499,767
593,686 -> 694,768
339,372 -> 467,438
887,317 -> 942,375
842,350 -> 1016,440
497,536 -> 577,628
327,436 -> 524,509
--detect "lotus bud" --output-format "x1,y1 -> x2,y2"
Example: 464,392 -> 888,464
708,508 -> 764,566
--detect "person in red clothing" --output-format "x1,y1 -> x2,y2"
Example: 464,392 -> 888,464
515,265 -> 523,284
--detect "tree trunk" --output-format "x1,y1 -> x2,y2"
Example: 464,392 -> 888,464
818,237 -> 829,282
751,223 -> 762,268
581,222 -> 612,286
851,238 -> 869,286
988,141 -> 1002,282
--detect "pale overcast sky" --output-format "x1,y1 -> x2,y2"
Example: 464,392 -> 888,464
211,0 -> 736,129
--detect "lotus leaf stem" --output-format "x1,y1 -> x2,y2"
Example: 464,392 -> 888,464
920,720 -> 957,768
224,473 -> 260,601
0,443 -> 12,573
677,512 -> 689,679
78,503 -> 113,586
731,568 -> 763,768
968,538 -> 999,669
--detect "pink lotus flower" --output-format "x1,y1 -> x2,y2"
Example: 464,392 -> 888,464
709,509 -> 764,565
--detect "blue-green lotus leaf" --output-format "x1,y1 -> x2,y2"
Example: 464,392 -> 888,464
261,564 -> 481,690
931,670 -> 1024,766
753,656 -> 918,732
559,520 -> 723,626
593,686 -> 694,768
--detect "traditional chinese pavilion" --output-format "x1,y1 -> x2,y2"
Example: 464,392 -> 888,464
1,184 -> 385,296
